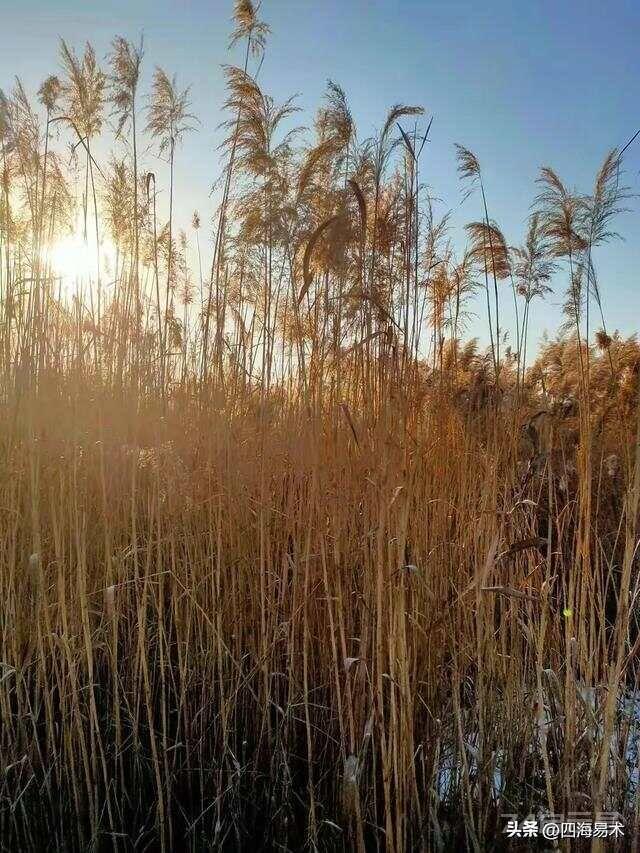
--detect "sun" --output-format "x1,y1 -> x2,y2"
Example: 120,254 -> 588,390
46,232 -> 117,290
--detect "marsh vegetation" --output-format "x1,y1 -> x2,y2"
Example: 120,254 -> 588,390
0,2 -> 639,850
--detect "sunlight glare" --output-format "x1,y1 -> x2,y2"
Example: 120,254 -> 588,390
47,232 -> 116,288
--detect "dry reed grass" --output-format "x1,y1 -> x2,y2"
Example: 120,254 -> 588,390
0,2 -> 639,851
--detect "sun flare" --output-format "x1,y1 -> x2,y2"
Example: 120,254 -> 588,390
46,232 -> 116,287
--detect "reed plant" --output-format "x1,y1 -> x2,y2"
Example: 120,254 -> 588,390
0,2 -> 639,850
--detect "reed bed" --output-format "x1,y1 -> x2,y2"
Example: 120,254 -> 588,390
1,2 -> 639,850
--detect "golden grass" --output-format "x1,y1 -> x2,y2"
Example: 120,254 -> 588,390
1,367 -> 638,850
1,3 -> 640,850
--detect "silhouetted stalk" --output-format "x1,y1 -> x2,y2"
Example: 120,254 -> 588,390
479,179 -> 501,383
201,37 -> 252,386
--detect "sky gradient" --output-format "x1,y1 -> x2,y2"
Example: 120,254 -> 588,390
2,0 -> 639,350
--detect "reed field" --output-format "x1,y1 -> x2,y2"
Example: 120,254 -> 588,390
1,1 -> 640,850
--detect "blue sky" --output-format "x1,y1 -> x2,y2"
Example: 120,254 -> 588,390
2,0 -> 639,349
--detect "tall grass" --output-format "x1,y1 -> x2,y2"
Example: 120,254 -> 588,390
0,2 -> 639,850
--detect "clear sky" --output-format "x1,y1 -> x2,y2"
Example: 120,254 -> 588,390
2,0 -> 639,350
